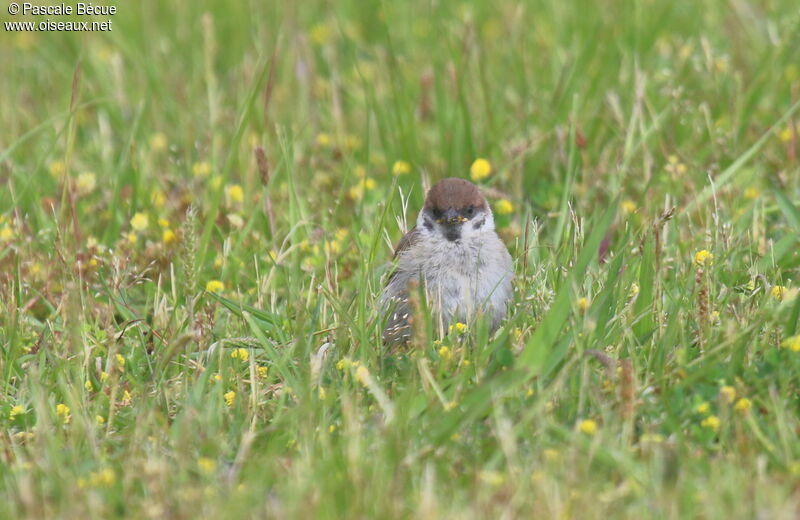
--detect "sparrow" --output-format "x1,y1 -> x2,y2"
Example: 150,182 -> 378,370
381,177 -> 514,344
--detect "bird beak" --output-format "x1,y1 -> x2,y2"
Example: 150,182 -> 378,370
438,208 -> 467,225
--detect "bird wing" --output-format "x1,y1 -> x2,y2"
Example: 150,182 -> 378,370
385,226 -> 419,285
393,226 -> 419,259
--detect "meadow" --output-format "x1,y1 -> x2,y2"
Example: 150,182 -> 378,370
1,0 -> 800,518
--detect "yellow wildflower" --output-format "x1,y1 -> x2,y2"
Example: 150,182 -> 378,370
231,348 -> 249,361
56,403 -> 71,424
771,285 -> 787,301
469,158 -> 492,181
778,128 -> 793,142
780,335 -> 800,352
192,162 -> 211,178
151,190 -> 167,207
719,385 -> 736,404
89,468 -> 115,487
198,457 -> 216,474
126,232 -> 137,244
694,250 -> 713,267
9,405 -> 25,420
257,366 -> 268,378
115,354 -> 125,369
744,187 -> 759,200
76,172 -> 97,195
392,160 -> 412,175
734,398 -> 752,414
701,415 -> 720,431
309,23 -> 331,45
328,424 -> 337,433
695,402 -> 710,415
0,225 -> 13,242
224,391 -> 236,407
149,132 -> 168,151
438,345 -> 452,361
318,387 -> 327,400
206,280 -> 225,293
130,212 -> 148,232
621,200 -> 637,214
495,199 -> 514,215
629,283 -> 640,298
315,133 -> 332,147
49,160 -> 66,178
578,419 -> 598,435
162,229 -> 177,245
85,380 -> 94,391
449,322 -> 468,334
355,365 -> 370,387
100,371 -> 109,382
577,297 -> 589,312
95,415 -> 105,424
226,184 -> 245,205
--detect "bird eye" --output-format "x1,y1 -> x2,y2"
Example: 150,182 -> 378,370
431,209 -> 443,220
465,206 -> 475,217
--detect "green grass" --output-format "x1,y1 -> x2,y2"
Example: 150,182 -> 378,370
2,0 -> 800,517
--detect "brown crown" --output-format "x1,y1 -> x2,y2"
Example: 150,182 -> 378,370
424,178 -> 487,211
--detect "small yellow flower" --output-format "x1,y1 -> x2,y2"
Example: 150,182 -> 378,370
355,365 -> 370,387
734,398 -> 752,414
469,158 -> 492,182
89,468 -> 115,487
694,250 -> 713,267
701,415 -> 720,431
193,161 -> 211,178
100,371 -> 109,382
318,387 -> 327,400
130,212 -> 149,232
695,402 -> 710,415
315,133 -> 332,147
151,190 -> 167,207
336,358 -> 355,371
328,424 -> 337,433
780,335 -> 800,352
95,415 -> 105,425
621,200 -> 637,214
126,232 -> 138,244
257,366 -> 269,378
149,133 -> 168,152
9,405 -> 25,420
206,280 -> 225,293
629,283 -> 640,298
778,127 -> 793,143
157,218 -> 170,228
231,348 -> 249,361
0,225 -> 13,242
578,419 -> 598,435
226,184 -> 245,204
771,285 -> 787,301
309,23 -> 331,45
85,380 -> 94,391
719,385 -> 736,404
162,229 -> 177,245
577,297 -> 589,312
449,322 -> 468,334
56,403 -> 71,424
543,448 -> 560,462
392,160 -> 412,175
49,160 -> 66,178
495,199 -> 514,215
363,177 -> 376,190
438,345 -> 452,361
198,457 -> 216,474
744,187 -> 759,200
115,354 -> 125,369
224,391 -> 236,407
76,172 -> 97,195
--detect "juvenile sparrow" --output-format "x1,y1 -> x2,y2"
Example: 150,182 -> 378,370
381,178 -> 514,343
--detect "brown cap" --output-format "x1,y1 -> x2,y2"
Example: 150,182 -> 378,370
424,178 -> 487,211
